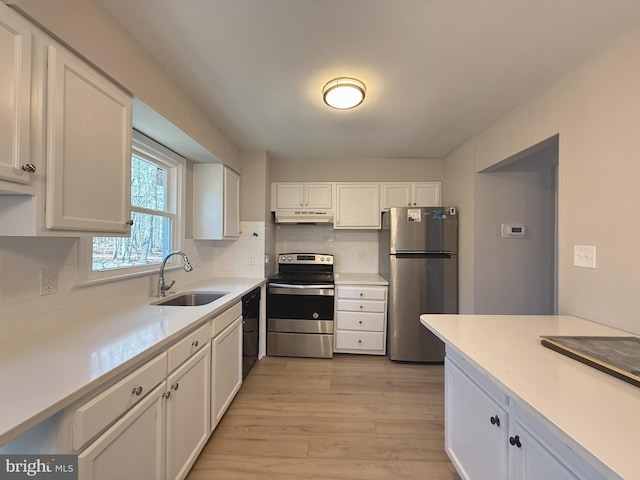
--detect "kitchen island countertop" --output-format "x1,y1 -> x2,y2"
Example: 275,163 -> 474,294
420,314 -> 640,480
0,277 -> 265,447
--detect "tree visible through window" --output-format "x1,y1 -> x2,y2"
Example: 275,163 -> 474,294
92,142 -> 177,271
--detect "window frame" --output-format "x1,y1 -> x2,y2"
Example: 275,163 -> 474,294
78,130 -> 185,285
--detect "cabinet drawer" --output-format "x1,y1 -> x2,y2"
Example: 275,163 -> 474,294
336,331 -> 384,351
73,352 -> 167,450
336,312 -> 385,332
338,286 -> 387,301
337,299 -> 386,313
167,322 -> 210,373
212,302 -> 242,338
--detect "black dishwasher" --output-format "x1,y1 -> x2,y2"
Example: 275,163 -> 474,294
242,287 -> 260,379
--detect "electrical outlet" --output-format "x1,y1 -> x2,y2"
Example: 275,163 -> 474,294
358,250 -> 365,261
40,269 -> 58,296
573,245 -> 596,269
248,254 -> 255,266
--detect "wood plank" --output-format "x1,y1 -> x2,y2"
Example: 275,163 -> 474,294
186,355 -> 458,480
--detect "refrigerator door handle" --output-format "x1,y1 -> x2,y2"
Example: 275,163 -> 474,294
395,251 -> 453,259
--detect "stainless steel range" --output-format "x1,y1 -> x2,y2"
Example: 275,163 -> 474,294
267,253 -> 334,358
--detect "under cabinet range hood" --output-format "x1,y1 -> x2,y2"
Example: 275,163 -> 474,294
274,210 -> 334,224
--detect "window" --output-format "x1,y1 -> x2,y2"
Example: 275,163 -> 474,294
79,131 -> 184,283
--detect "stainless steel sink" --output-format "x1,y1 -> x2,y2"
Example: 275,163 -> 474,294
152,291 -> 229,306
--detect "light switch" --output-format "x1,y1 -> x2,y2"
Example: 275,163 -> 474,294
573,245 -> 596,268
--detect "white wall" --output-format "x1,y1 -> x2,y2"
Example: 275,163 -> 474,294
442,139 -> 476,313
445,18 -> 640,334
270,156 -> 443,182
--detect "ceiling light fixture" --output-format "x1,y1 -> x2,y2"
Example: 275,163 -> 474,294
322,77 -> 366,110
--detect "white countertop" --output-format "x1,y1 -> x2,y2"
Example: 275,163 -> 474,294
334,273 -> 388,285
0,277 -> 265,447
420,314 -> 640,480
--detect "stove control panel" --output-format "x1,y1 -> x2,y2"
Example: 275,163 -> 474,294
278,253 -> 334,265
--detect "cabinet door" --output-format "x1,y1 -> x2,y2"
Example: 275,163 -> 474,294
0,5 -> 32,186
211,315 -> 242,429
305,183 -> 332,208
223,166 -> 240,238
382,183 -> 411,209
334,183 -> 381,229
508,417 -> 579,480
46,44 -> 132,233
165,346 -> 210,480
446,358 -> 508,480
275,183 -> 304,209
78,383 -> 165,480
412,182 -> 441,207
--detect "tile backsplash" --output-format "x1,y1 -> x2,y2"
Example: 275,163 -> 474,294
275,224 -> 379,273
0,221 -> 379,330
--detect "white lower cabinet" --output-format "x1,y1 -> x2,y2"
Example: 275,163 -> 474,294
509,413 -> 578,480
78,383 -> 166,480
211,313 -> 243,429
335,285 -> 387,355
77,325 -> 213,480
165,346 -> 210,480
445,356 -> 508,480
12,300 -> 250,480
446,351 -> 606,480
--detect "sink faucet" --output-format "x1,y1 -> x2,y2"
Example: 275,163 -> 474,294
158,250 -> 193,297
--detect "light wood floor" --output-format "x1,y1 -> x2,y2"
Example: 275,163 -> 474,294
186,354 -> 460,480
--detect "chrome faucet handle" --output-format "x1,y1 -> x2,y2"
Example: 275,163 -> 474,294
162,279 -> 176,292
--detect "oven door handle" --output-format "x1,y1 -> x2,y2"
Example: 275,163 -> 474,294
268,284 -> 335,296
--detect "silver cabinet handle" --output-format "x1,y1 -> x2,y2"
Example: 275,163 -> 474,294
192,340 -> 199,348
131,386 -> 143,396
21,163 -> 36,173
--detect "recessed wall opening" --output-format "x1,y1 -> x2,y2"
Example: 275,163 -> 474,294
474,135 -> 559,315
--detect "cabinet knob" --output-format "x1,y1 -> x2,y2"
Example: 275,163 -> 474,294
20,163 -> 36,173
359,305 -> 364,309
358,339 -> 362,344
489,415 -> 500,427
131,386 -> 143,396
125,219 -> 134,226
509,435 -> 522,448
171,382 -> 179,391
192,340 -> 199,348
359,292 -> 364,297
162,391 -> 171,399
358,320 -> 363,324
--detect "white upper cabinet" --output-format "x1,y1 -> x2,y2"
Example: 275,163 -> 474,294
274,182 -> 332,209
193,164 -> 240,239
334,183 -> 381,229
45,43 -> 132,233
382,182 -> 441,209
0,5 -> 33,189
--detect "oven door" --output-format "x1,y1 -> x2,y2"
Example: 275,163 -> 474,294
267,283 -> 334,358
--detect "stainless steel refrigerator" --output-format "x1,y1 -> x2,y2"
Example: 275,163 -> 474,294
379,207 -> 458,362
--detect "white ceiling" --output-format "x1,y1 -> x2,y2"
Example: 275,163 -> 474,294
101,0 -> 640,159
